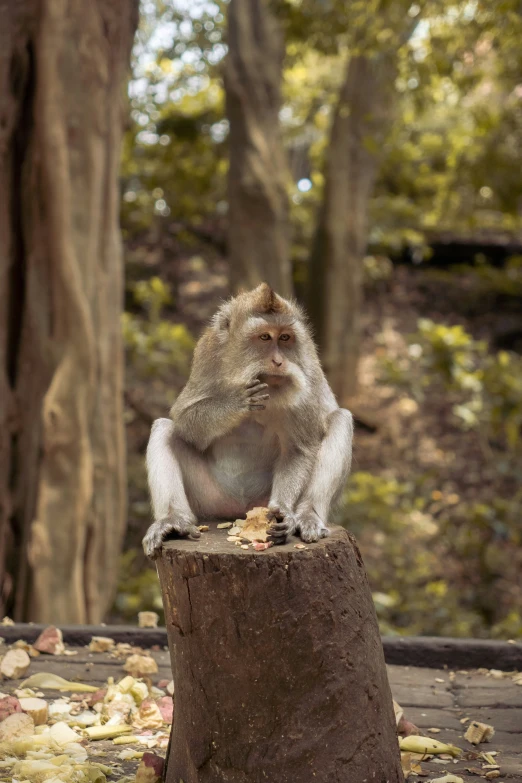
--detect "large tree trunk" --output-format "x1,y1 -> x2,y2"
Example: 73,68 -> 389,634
225,0 -> 293,297
307,53 -> 397,405
0,0 -> 138,623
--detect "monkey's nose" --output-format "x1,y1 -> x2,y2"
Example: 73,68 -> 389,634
272,358 -> 283,367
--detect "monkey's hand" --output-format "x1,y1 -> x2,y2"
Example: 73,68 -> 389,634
268,504 -> 330,544
242,379 -> 269,411
143,515 -> 201,559
267,504 -> 298,543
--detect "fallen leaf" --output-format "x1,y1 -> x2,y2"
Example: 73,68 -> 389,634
401,752 -> 424,779
20,672 -> 99,692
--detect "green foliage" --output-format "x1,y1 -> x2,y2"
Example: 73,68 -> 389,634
114,550 -> 164,622
121,0 -> 227,236
123,277 -> 194,378
363,255 -> 393,287
340,472 -> 522,638
117,1 -> 522,639
381,319 -> 522,449
429,257 -> 522,301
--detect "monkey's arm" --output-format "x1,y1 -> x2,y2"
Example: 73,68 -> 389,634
171,379 -> 269,451
268,446 -> 317,516
269,407 -> 353,542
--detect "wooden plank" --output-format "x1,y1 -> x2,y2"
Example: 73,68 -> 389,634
2,624 -> 522,669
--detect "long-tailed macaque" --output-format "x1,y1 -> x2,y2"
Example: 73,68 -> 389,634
144,284 -> 353,558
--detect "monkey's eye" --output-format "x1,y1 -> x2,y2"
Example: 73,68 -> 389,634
279,333 -> 291,341
259,333 -> 272,341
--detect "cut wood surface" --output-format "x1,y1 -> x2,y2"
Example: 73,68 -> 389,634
157,525 -> 403,782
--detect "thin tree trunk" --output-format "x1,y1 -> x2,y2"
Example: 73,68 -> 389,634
0,0 -> 138,623
225,0 -> 292,297
307,53 -> 397,405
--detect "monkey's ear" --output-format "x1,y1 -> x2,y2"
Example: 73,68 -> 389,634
211,303 -> 231,335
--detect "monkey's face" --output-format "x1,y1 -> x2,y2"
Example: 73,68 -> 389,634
212,285 -> 319,406
239,316 -> 308,403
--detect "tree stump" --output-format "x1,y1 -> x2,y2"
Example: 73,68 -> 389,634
157,525 -> 402,783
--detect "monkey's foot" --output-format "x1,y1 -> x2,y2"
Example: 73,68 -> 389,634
143,515 -> 201,559
297,509 -> 330,543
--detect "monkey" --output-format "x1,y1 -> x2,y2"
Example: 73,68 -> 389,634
143,283 -> 353,558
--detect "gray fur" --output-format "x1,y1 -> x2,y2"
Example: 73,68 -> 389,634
143,285 -> 353,558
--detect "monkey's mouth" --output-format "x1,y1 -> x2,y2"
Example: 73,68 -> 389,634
259,374 -> 291,388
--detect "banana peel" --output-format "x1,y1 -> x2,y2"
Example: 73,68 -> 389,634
399,735 -> 462,757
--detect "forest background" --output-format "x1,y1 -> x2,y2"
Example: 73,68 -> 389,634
2,0 -> 522,639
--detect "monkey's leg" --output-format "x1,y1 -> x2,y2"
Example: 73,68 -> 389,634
145,418 -> 248,558
269,409 -> 353,543
144,418 -> 202,559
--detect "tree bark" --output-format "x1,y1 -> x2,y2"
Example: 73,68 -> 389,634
307,53 -> 397,405
225,0 -> 293,297
157,526 -> 402,783
0,0 -> 138,622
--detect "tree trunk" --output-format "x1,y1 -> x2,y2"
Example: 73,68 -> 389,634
225,0 -> 293,297
0,0 -> 138,623
157,526 -> 403,783
307,53 -> 397,405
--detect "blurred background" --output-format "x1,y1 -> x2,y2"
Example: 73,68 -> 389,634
2,0 -> 522,638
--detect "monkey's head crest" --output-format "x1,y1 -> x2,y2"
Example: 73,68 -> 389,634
250,282 -> 290,315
